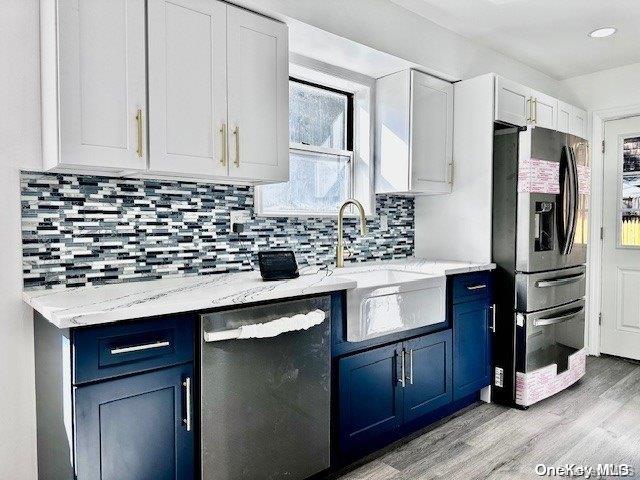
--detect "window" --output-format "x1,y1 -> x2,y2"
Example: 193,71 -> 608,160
257,79 -> 355,216
621,136 -> 640,246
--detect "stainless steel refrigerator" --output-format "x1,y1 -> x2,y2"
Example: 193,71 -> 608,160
492,125 -> 589,408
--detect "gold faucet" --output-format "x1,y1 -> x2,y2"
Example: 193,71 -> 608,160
336,198 -> 367,268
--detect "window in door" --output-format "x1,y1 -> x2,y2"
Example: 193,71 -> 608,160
621,136 -> 640,247
257,79 -> 355,216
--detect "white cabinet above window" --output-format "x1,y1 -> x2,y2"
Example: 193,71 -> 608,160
375,70 -> 453,195
41,0 -> 288,184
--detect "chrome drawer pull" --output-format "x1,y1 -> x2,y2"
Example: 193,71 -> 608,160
535,273 -> 585,288
490,304 -> 496,332
408,349 -> 414,385
110,340 -> 170,355
398,350 -> 406,388
466,284 -> 487,291
183,377 -> 192,432
534,306 -> 584,327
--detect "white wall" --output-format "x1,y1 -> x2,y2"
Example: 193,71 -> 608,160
0,1 -> 40,479
562,62 -> 640,111
233,0 -> 573,101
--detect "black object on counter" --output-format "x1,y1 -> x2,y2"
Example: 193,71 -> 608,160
258,251 -> 299,281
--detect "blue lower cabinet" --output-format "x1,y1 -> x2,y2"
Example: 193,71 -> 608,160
403,330 -> 453,423
75,363 -> 194,480
338,343 -> 403,453
453,300 -> 492,400
338,331 -> 454,454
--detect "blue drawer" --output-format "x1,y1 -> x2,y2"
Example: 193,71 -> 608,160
451,271 -> 492,305
73,315 -> 194,385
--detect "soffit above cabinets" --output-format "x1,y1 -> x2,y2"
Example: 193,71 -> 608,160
389,0 -> 640,79
287,18 -> 458,81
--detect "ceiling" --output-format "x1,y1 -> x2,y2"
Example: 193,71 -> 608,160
389,0 -> 640,79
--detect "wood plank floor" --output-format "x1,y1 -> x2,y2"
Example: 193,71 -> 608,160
338,355 -> 640,480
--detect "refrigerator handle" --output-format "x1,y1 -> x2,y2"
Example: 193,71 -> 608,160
559,145 -> 576,255
566,146 -> 580,254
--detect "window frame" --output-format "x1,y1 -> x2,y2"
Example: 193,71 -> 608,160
254,63 -> 375,218
618,132 -> 640,249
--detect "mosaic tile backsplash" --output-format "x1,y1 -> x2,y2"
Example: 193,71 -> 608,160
21,172 -> 414,290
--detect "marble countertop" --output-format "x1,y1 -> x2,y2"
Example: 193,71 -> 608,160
23,258 -> 495,328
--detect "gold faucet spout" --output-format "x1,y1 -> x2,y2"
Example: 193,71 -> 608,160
336,198 -> 367,268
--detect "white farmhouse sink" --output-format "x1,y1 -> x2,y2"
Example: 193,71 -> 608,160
334,268 -> 446,342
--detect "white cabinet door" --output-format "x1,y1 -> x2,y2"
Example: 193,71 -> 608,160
557,100 -> 572,134
148,0 -> 228,177
227,6 -> 289,183
495,76 -> 531,127
531,90 -> 558,130
148,0 -> 227,177
409,71 -> 453,194
57,0 -> 147,170
375,70 -> 411,194
571,106 -> 588,139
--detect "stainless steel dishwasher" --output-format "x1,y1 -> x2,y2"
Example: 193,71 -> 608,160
200,296 -> 331,480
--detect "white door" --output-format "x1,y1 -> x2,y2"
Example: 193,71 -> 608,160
572,107 -> 588,139
495,76 -> 530,127
148,0 -> 228,177
226,6 -> 289,183
57,0 -> 147,170
531,90 -> 558,130
557,100 -> 572,134
409,70 -> 453,194
601,116 -> 640,360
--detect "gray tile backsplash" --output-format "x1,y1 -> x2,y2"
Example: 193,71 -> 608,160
21,172 -> 414,290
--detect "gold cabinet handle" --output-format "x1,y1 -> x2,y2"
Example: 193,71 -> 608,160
135,109 -> 143,157
220,123 -> 227,166
532,97 -> 537,124
233,126 -> 240,167
526,97 -> 531,122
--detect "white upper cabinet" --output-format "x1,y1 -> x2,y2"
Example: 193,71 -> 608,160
530,89 -> 558,130
495,76 -> 531,127
557,100 -> 572,134
226,6 -> 289,183
42,0 -> 148,172
147,0 -> 228,178
495,76 -> 587,139
571,106 -> 588,139
41,0 -> 289,184
376,70 -> 453,195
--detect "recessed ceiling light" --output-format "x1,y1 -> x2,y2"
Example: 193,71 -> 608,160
588,27 -> 617,38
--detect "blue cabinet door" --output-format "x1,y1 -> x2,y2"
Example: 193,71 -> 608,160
338,343 -> 403,453
453,300 -> 492,400
75,363 -> 194,480
402,330 -> 453,423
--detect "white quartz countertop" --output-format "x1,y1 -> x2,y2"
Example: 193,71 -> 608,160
23,258 -> 495,328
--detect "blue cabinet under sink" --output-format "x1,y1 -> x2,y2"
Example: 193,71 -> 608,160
403,331 -> 453,422
338,329 -> 453,455
336,271 -> 493,458
338,343 -> 403,450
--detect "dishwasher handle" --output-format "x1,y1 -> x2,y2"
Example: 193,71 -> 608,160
203,309 -> 327,342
